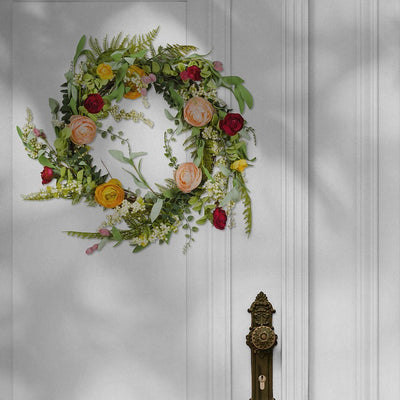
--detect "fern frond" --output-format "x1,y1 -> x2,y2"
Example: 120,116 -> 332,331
241,186 -> 252,236
65,231 -> 102,239
103,35 -> 109,51
128,26 -> 160,53
165,44 -> 197,58
89,37 -> 102,56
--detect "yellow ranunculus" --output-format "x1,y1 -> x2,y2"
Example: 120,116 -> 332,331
96,63 -> 114,80
95,179 -> 124,208
230,159 -> 248,173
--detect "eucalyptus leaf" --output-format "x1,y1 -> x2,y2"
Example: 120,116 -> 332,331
111,226 -> 122,242
219,187 -> 241,207
218,164 -> 232,177
238,84 -> 254,109
48,98 -> 60,115
122,168 -> 148,188
222,76 -> 244,86
130,152 -> 147,159
164,109 -> 174,120
150,198 -> 164,222
73,35 -> 86,67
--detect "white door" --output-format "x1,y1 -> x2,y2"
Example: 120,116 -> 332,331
2,1 -> 400,400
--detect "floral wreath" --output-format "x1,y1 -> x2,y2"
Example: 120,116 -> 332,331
17,28 -> 255,254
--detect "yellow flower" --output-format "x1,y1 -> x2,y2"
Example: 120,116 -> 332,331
96,63 -> 114,80
230,159 -> 248,173
124,65 -> 146,99
95,179 -> 125,208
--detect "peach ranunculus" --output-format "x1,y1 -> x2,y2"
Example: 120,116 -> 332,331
175,162 -> 202,193
183,97 -> 215,127
124,65 -> 146,100
230,159 -> 248,173
69,115 -> 97,145
95,179 -> 125,208
96,63 -> 114,80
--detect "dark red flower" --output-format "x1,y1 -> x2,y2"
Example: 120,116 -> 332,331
83,93 -> 104,114
213,207 -> 227,230
219,113 -> 244,136
41,166 -> 54,184
180,70 -> 189,81
186,65 -> 202,81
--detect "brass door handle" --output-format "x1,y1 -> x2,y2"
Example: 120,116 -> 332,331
246,292 -> 277,400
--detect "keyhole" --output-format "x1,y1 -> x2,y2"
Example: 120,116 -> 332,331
258,375 -> 266,390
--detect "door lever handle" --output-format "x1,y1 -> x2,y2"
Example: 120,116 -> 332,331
246,292 -> 277,400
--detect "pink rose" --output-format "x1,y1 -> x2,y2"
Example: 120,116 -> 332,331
213,61 -> 224,72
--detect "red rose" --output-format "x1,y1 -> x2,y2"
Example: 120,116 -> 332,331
41,166 -> 54,184
219,113 -> 244,136
213,207 -> 227,230
186,65 -> 202,81
83,94 -> 104,114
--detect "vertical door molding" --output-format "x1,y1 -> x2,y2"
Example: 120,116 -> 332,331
355,1 -> 379,399
187,1 -> 232,400
0,0 -> 13,399
281,1 -> 309,400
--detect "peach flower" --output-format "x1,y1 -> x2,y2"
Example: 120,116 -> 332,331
69,115 -> 97,145
175,162 -> 202,193
183,97 -> 215,127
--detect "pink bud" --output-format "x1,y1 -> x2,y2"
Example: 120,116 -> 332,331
141,76 -> 152,85
140,88 -> 147,97
149,73 -> 157,82
99,228 -> 111,237
33,127 -> 46,139
91,244 -> 99,251
213,61 -> 224,72
85,247 -> 94,255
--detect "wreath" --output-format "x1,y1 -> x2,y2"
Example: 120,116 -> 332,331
17,28 -> 256,254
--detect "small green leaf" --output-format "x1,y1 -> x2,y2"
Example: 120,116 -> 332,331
164,109 -> 175,120
111,226 -> 122,242
109,149 -> 128,163
234,86 -> 245,114
122,168 -> 147,188
151,61 -> 161,73
222,76 -> 244,86
111,50 -> 125,61
77,169 -> 84,183
238,84 -> 254,109
73,35 -> 86,66
130,152 -> 147,160
196,215 -> 208,225
38,155 -> 55,169
150,198 -> 164,222
169,87 -> 184,108
48,98 -> 60,115
188,196 -> 199,205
